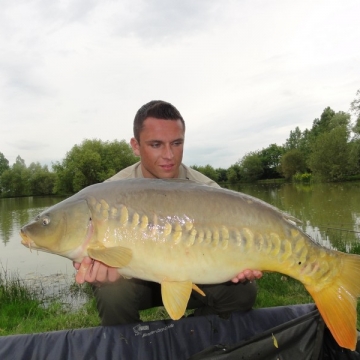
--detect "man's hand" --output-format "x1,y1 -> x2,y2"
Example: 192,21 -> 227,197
231,270 -> 263,283
74,257 -> 120,284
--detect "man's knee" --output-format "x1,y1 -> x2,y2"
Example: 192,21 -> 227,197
236,280 -> 257,310
93,279 -> 143,325
195,280 -> 258,316
92,279 -> 160,325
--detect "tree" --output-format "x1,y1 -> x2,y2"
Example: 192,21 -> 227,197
239,152 -> 263,182
348,139 -> 360,175
352,118 -> 360,139
12,156 -> 30,195
0,152 -> 9,176
0,152 -> 10,195
350,89 -> 360,140
191,165 -> 219,182
28,162 -> 56,195
350,89 -> 360,119
311,107 -> 336,137
284,127 -> 303,151
0,169 -> 12,196
53,139 -> 137,194
308,126 -> 351,181
298,128 -> 313,166
226,164 -> 241,184
328,111 -> 351,133
259,144 -> 284,179
0,156 -> 30,196
280,149 -> 306,180
215,168 -> 228,183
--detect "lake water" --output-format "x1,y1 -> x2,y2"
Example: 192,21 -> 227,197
0,196 -> 70,278
1,182 -> 360,280
225,181 -> 360,248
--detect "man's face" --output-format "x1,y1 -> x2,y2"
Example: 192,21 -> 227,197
130,117 -> 185,179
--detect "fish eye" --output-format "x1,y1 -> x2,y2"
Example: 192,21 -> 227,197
42,216 -> 50,226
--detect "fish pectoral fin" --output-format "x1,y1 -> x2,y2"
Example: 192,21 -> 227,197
192,284 -> 206,297
161,281 -> 193,320
87,244 -> 132,268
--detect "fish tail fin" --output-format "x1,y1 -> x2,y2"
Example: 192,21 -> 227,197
305,252 -> 360,351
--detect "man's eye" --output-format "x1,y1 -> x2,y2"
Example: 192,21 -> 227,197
172,141 -> 183,146
151,143 -> 160,148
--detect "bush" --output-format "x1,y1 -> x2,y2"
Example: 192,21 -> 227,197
292,172 -> 312,183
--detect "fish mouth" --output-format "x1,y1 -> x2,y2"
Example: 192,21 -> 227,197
20,229 -> 43,254
20,229 -> 34,249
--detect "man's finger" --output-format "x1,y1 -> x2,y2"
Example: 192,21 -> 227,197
75,263 -> 89,284
75,257 -> 93,284
108,267 -> 121,282
85,260 -> 99,283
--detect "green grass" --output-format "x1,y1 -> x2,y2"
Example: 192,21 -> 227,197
0,270 -> 100,336
254,272 -> 313,308
0,270 -> 172,335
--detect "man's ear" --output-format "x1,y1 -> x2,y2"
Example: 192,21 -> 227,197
130,137 -> 140,156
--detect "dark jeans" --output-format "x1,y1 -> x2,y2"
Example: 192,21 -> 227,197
93,278 -> 257,325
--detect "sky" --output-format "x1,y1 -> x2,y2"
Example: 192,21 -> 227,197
1,0 -> 360,169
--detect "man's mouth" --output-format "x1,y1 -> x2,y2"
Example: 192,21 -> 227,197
160,164 -> 174,170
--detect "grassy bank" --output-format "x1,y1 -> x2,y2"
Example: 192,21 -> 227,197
2,268 -> 360,336
0,270 -> 99,336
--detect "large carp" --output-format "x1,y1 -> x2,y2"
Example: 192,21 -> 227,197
20,178 -> 360,350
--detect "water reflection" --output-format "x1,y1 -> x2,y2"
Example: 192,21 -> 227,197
225,181 -> 360,247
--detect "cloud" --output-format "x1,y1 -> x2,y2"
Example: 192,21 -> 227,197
108,0 -> 218,42
0,0 -> 359,169
11,139 -> 49,151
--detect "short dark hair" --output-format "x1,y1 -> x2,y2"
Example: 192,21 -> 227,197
133,100 -> 185,141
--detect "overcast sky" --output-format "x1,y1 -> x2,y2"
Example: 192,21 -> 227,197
1,0 -> 359,169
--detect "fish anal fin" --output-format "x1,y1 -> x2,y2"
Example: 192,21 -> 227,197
305,253 -> 360,351
161,281 -> 193,320
192,283 -> 206,297
87,244 -> 132,268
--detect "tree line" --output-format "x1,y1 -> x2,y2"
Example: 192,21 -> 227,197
1,90 -> 360,197
194,90 -> 360,183
0,140 -> 138,197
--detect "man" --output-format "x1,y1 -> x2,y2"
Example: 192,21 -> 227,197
74,100 -> 262,325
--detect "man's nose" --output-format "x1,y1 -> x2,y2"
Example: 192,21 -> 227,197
162,144 -> 174,159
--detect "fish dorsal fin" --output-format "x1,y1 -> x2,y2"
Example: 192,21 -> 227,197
161,281 -> 193,320
87,244 -> 132,268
